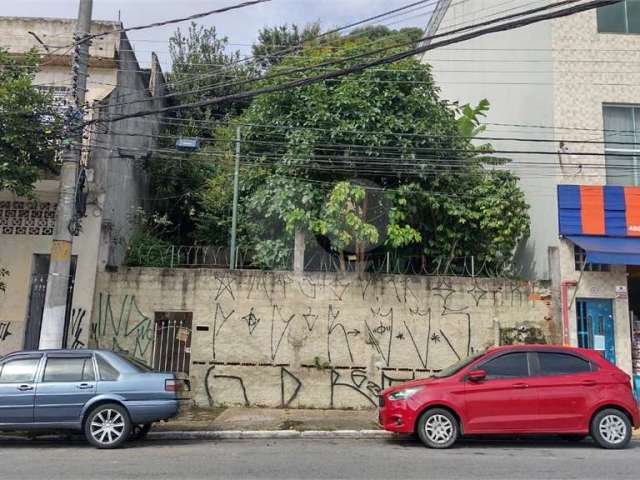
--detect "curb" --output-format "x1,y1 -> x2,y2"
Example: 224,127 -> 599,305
148,429 -> 394,441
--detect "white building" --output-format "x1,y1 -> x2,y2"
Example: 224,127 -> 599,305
0,17 -> 166,354
423,1 -> 640,376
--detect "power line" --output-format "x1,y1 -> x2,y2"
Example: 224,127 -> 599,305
64,0 -> 274,48
93,0 -> 588,112
85,0 -> 621,127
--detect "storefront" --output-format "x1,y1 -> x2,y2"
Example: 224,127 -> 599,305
557,185 -> 640,394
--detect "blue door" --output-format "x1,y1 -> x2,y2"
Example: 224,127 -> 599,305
576,299 -> 616,363
34,354 -> 97,423
0,354 -> 43,424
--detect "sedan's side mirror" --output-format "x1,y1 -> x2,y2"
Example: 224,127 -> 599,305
467,369 -> 487,382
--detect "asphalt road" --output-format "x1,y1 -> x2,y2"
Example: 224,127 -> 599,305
0,435 -> 637,480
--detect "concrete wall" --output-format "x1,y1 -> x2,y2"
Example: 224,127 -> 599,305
92,34 -> 166,268
422,0 -> 558,280
0,17 -> 120,62
92,268 -> 555,409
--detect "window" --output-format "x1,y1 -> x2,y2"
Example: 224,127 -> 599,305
42,357 -> 95,383
481,352 -> 530,379
574,245 -> 610,272
603,105 -> 640,186
537,352 -> 591,375
96,354 -> 120,381
597,0 -> 640,33
114,353 -> 153,373
433,351 -> 485,378
0,358 -> 40,383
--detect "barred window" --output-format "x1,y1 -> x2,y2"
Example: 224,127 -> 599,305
574,245 -> 610,272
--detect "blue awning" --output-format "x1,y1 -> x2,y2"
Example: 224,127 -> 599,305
568,235 -> 640,266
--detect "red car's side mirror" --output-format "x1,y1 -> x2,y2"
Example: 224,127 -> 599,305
467,369 -> 487,382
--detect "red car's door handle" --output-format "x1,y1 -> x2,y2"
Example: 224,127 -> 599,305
512,382 -> 529,389
581,380 -> 597,386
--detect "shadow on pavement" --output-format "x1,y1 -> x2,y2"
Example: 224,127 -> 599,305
0,432 -> 635,451
385,433 -> 637,450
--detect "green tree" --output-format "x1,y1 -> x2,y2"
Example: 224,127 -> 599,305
0,48 -> 61,196
144,24 -> 253,244
252,23 -> 322,69
347,25 -> 423,47
199,32 -> 529,271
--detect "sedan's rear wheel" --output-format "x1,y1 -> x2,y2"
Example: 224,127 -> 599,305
591,408 -> 631,449
417,408 -> 459,449
84,403 -> 131,449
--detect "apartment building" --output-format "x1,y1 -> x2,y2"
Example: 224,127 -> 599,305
423,1 -> 640,377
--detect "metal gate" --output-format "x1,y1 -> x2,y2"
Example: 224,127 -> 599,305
150,312 -> 192,375
24,255 -> 76,350
24,274 -> 47,350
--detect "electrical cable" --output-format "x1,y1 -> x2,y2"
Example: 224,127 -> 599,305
84,0 -> 622,127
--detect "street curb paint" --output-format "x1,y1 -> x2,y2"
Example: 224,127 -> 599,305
147,430 -> 395,440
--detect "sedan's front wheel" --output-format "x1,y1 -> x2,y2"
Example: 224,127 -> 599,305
417,408 -> 459,449
84,403 -> 131,449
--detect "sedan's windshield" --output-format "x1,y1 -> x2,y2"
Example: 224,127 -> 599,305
432,351 -> 485,378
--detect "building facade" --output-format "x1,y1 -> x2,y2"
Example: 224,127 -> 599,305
423,1 -> 640,377
0,17 -> 166,355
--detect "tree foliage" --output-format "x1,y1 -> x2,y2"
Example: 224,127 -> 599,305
195,29 -> 529,270
0,48 -> 61,197
251,23 -> 322,69
146,24 -> 529,272
144,24 -> 253,243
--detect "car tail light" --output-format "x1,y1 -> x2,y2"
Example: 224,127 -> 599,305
165,379 -> 183,392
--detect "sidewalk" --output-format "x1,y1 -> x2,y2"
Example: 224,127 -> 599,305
149,406 -> 640,440
155,407 -> 381,432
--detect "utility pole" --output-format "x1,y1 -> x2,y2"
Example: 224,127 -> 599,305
39,0 -> 93,349
229,125 -> 241,270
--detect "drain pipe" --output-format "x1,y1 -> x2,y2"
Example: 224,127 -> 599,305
561,280 -> 577,346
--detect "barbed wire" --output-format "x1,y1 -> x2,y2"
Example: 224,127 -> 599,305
124,242 -> 523,279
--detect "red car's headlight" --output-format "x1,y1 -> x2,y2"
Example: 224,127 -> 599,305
388,386 -> 424,401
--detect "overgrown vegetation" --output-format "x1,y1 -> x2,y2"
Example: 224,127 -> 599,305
0,48 -> 62,196
131,23 -> 530,273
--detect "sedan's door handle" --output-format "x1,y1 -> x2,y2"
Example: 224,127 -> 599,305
76,383 -> 94,390
17,384 -> 34,391
512,382 -> 529,389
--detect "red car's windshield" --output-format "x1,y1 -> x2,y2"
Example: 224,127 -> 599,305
432,351 -> 485,378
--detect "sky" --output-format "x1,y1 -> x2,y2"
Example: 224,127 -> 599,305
1,0 -> 433,68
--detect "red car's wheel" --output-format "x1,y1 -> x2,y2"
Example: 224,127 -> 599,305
416,408 -> 459,449
591,409 -> 632,449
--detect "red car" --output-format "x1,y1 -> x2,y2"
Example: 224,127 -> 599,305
379,345 -> 639,449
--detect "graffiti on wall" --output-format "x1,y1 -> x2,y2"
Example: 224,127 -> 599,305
95,293 -> 153,361
96,270 -> 552,409
0,321 -> 12,342
68,308 -> 86,349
